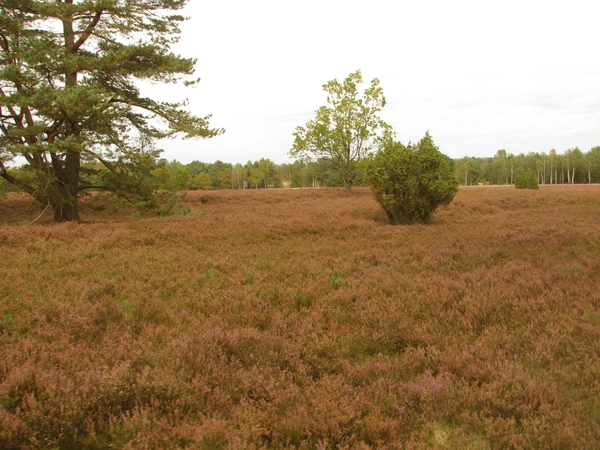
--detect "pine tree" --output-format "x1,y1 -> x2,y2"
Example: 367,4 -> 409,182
368,132 -> 458,224
0,0 -> 223,221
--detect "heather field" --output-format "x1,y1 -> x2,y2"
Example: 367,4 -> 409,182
1,186 -> 600,449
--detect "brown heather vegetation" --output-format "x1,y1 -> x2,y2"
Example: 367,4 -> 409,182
1,185 -> 600,449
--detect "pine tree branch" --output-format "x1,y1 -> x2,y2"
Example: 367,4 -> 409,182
73,9 -> 103,52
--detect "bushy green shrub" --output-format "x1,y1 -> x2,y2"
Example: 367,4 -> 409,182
515,170 -> 539,189
368,132 -> 458,224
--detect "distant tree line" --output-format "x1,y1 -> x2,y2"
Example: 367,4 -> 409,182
148,157 -> 368,191
0,156 -> 354,198
2,146 -> 599,197
147,145 -> 600,190
456,147 -> 600,186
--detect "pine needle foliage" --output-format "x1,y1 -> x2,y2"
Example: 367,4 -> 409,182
368,132 -> 458,224
0,0 -> 223,221
515,170 -> 540,189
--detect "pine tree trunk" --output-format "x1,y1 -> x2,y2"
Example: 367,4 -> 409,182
53,201 -> 80,222
51,150 -> 81,221
54,17 -> 82,222
47,150 -> 82,222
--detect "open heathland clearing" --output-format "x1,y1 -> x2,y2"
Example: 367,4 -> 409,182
1,185 -> 600,448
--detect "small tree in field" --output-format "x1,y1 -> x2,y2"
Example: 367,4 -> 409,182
368,132 -> 458,224
515,170 -> 539,189
290,70 -> 391,191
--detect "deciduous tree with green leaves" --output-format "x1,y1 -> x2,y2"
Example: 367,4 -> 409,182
290,70 -> 391,191
0,0 -> 223,221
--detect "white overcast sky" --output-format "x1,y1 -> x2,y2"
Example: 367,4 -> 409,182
154,0 -> 599,164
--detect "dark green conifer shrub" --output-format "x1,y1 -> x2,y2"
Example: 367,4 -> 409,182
515,170 -> 539,189
368,132 -> 458,224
